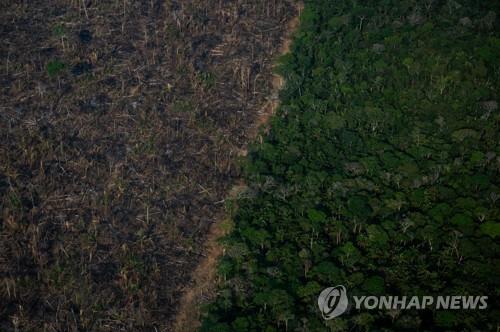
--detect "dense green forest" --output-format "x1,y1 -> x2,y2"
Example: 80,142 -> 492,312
201,0 -> 499,331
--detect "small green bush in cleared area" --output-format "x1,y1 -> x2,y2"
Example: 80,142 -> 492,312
46,59 -> 65,77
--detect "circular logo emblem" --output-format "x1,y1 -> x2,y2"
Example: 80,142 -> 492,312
318,285 -> 349,320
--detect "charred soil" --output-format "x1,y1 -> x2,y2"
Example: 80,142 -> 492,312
0,0 -> 296,331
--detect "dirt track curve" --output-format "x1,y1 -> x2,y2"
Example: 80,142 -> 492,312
173,3 -> 303,331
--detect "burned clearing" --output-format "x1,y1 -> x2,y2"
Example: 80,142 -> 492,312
0,0 -> 296,330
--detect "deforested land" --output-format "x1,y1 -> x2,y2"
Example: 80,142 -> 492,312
0,1 -> 297,330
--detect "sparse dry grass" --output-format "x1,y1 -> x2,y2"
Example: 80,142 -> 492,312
0,0 -> 295,330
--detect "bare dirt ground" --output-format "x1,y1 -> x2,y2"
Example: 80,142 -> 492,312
173,3 -> 303,331
0,0 -> 296,331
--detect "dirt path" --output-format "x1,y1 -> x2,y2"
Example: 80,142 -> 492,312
172,3 -> 303,332
250,3 -> 304,141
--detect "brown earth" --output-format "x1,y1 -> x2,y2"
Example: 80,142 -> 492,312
173,3 -> 303,332
0,0 -> 297,331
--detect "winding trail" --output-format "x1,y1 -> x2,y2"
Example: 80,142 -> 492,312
173,3 -> 303,331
